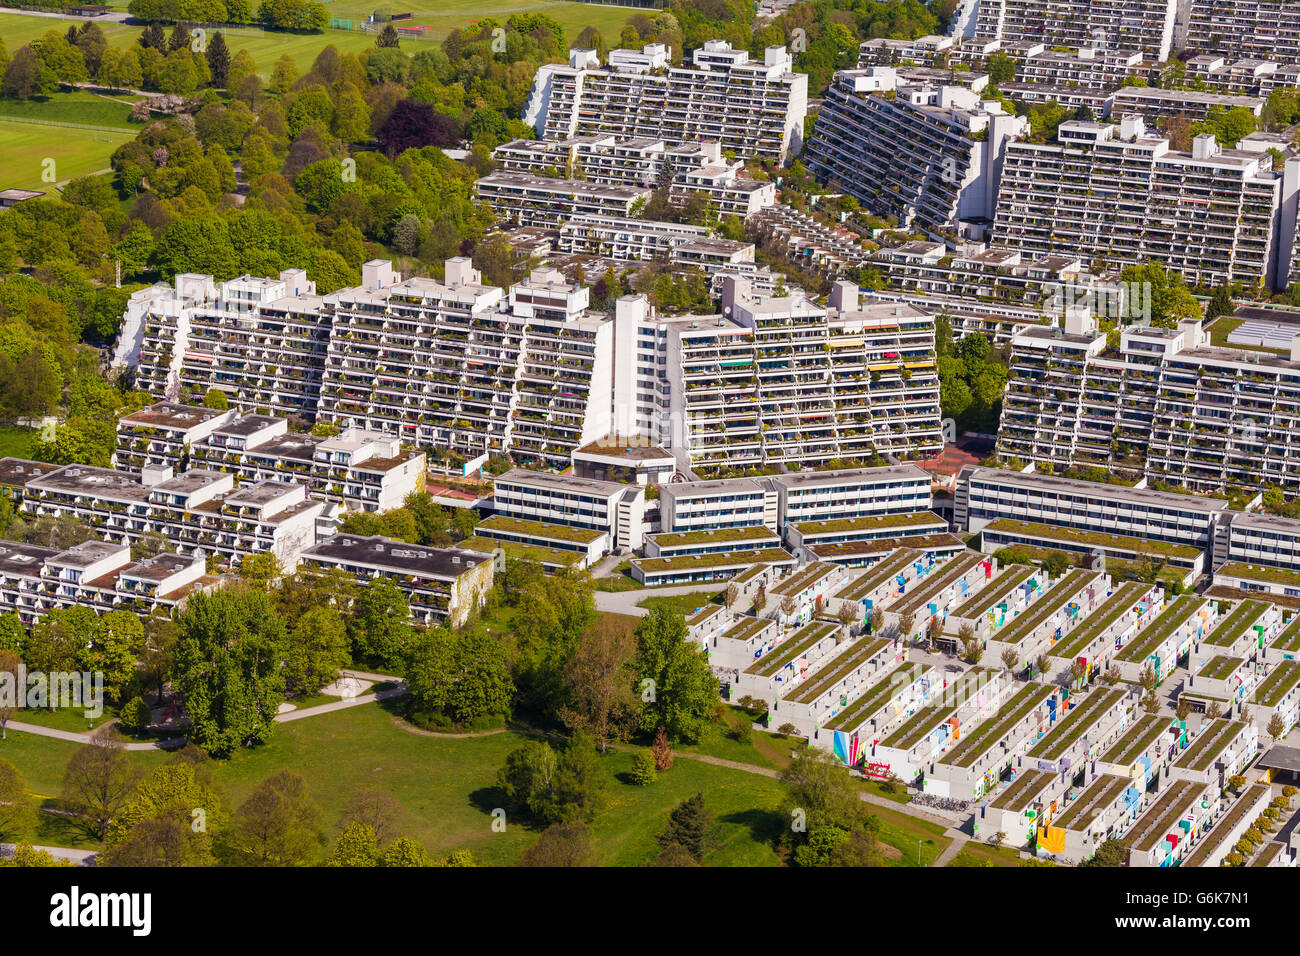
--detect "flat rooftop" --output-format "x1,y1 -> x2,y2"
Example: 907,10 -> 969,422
0,457 -> 59,488
769,463 -> 930,490
119,401 -> 229,432
0,540 -> 58,577
304,534 -> 493,579
964,467 -> 1230,514
495,468 -> 631,498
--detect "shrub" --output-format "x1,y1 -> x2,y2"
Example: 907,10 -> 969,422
629,750 -> 657,786
776,722 -> 798,737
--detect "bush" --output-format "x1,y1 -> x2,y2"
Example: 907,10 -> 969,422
1283,785 -> 1297,799
776,722 -> 798,737
1244,827 -> 1264,845
732,721 -> 752,745
118,696 -> 151,733
1223,852 -> 1242,867
629,750 -> 657,786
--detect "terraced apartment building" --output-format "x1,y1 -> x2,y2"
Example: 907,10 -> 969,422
491,135 -> 776,219
522,41 -> 808,162
992,306 -> 1300,495
805,67 -> 1028,241
1185,0 -> 1300,62
971,0 -> 1179,61
993,117 -> 1282,290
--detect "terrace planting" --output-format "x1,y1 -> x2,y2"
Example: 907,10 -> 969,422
1098,714 -> 1173,767
1252,660 -> 1300,708
987,767 -> 1055,812
1203,599 -> 1268,647
1183,784 -> 1270,868
1197,655 -> 1245,682
983,518 -> 1203,560
938,683 -> 1055,769
880,667 -> 996,750
959,565 -> 1035,619
1052,774 -> 1131,832
476,514 -> 604,544
1027,687 -> 1127,761
1273,614 -> 1300,654
745,620 -> 838,678
1116,596 -> 1203,663
834,548 -> 921,602
1129,779 -> 1206,853
1050,581 -> 1151,661
648,525 -> 778,550
993,569 -> 1098,646
633,546 -> 795,576
771,561 -> 837,598
795,511 -> 945,536
782,637 -> 890,704
1173,719 -> 1243,772
1219,561 -> 1300,588
892,551 -> 985,616
826,664 -> 934,732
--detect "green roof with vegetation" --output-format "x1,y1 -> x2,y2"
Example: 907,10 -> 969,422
810,533 -> 964,561
1219,561 -> 1300,588
938,683 -> 1055,769
1273,614 -> 1300,653
1130,780 -> 1206,852
983,518 -> 1203,559
1183,784 -> 1271,868
1173,719 -> 1244,772
648,525 -> 778,549
834,548 -> 921,602
721,616 -> 774,645
825,664 -> 933,732
893,551 -> 985,615
745,621 -> 837,678
686,603 -> 727,627
1252,660 -> 1300,707
1197,655 -> 1245,681
960,565 -> 1035,618
994,569 -> 1098,646
632,547 -> 795,576
459,536 -> 579,568
1099,714 -> 1173,766
1252,842 -> 1286,867
880,667 -> 995,750
988,768 -> 1056,812
794,511 -> 944,537
1115,596 -> 1203,663
1051,581 -> 1151,661
1203,599 -> 1268,647
783,637 -> 890,705
1027,688 -> 1127,760
771,561 -> 837,597
733,563 -> 769,585
476,515 -> 604,545
1052,774 -> 1131,832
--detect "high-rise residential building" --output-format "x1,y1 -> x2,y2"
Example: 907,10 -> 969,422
805,67 -> 1028,241
1185,0 -> 1300,62
473,173 -> 648,229
971,0 -> 1179,61
523,41 -> 808,162
130,261 -> 944,475
993,305 -> 1300,495
491,135 -> 776,219
994,116 -> 1283,289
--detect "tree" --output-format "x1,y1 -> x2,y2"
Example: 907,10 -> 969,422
836,602 -> 857,631
376,23 -> 400,48
217,770 -> 325,866
283,605 -> 349,696
868,606 -> 884,634
1205,283 -> 1233,322
632,607 -> 719,744
0,649 -> 20,740
404,627 -> 512,729
518,822 -> 593,867
1000,648 -> 1019,674
1268,713 -> 1287,740
350,577 -> 412,670
205,30 -> 229,87
0,758 -> 32,842
1206,700 -> 1224,720
118,695 -> 152,733
656,792 -> 719,864
326,822 -> 381,867
497,740 -> 558,822
381,836 -> 430,867
651,726 -> 673,770
172,588 -> 288,757
780,594 -> 798,620
558,617 -> 639,752
202,387 -> 229,410
339,788 -> 401,845
897,610 -> 915,642
1081,838 -> 1128,867
376,98 -> 459,158
724,583 -> 739,609
102,762 -> 223,866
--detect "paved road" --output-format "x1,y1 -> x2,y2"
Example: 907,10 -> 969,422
0,6 -> 129,20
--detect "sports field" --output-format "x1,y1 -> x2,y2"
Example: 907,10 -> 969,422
0,2 -> 639,74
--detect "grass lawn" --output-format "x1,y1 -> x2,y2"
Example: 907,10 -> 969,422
6,702 -> 119,735
0,426 -> 36,458
947,841 -> 1038,867
676,705 -> 795,772
636,590 -> 722,617
0,116 -> 134,189
0,90 -> 140,129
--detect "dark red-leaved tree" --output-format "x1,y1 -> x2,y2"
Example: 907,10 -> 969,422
376,99 -> 460,158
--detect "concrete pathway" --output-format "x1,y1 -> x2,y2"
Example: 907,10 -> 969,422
0,842 -> 98,866
930,831 -> 970,867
